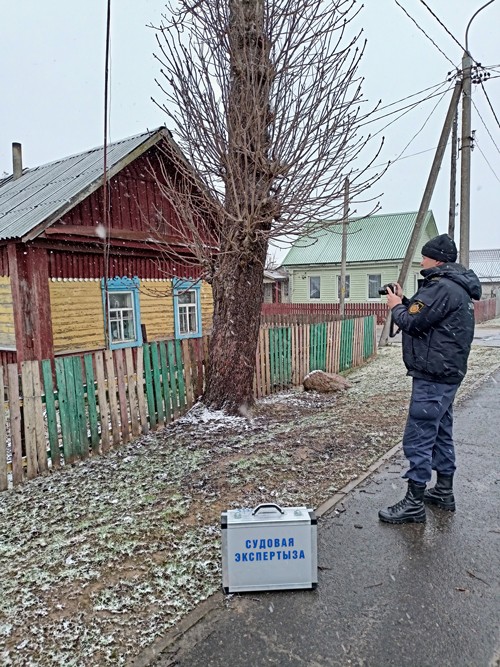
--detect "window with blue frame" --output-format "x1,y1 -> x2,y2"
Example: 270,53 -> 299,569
102,277 -> 142,349
173,279 -> 202,339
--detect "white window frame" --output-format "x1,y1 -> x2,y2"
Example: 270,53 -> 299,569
368,274 -> 382,300
309,276 -> 321,300
173,280 -> 202,339
102,277 -> 142,349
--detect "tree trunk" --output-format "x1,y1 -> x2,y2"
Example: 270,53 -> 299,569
203,240 -> 267,414
202,0 -> 273,414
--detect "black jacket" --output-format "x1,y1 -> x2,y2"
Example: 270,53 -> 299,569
391,263 -> 482,384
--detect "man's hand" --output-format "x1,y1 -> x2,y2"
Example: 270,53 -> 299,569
387,284 -> 402,308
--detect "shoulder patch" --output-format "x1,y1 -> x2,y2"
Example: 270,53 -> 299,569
408,301 -> 425,314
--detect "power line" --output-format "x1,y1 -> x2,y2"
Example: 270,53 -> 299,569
480,82 -> 500,130
390,88 -> 450,162
475,140 -> 500,183
366,85 -> 452,140
360,79 -> 451,119
395,0 -> 457,69
358,82 -> 451,130
472,97 -> 500,155
418,0 -> 468,56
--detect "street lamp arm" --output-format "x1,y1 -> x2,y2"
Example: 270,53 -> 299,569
465,0 -> 496,53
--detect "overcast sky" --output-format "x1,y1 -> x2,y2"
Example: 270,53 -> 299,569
1,1 -> 499,259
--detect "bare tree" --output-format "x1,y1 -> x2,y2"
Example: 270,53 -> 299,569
151,0 -> 382,414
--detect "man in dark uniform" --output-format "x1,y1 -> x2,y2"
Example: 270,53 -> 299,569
379,233 -> 482,524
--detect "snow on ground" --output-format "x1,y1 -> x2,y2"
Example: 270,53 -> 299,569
0,343 -> 499,666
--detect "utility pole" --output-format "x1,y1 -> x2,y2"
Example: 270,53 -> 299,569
459,52 -> 473,269
379,81 -> 462,347
448,109 -> 458,239
339,177 -> 349,317
458,0 -> 496,267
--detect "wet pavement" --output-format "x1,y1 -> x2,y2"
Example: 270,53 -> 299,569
378,321 -> 500,348
139,367 -> 500,667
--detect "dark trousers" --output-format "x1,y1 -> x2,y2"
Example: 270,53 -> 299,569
402,377 -> 460,486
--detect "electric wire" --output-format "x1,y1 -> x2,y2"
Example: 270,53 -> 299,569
103,0 -> 112,347
395,0 -> 457,69
480,82 -> 500,130
418,0 -> 468,56
360,78 -> 451,119
389,86 -> 451,163
475,140 -> 500,183
361,145 -> 444,174
364,84 -> 452,140
358,82 -> 452,130
472,98 -> 500,155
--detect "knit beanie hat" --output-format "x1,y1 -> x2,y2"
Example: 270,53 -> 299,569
421,233 -> 457,263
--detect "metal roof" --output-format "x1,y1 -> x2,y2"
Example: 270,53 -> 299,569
469,249 -> 500,281
0,127 -> 169,241
281,211 -> 438,266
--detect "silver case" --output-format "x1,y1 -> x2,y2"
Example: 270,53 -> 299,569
221,504 -> 318,593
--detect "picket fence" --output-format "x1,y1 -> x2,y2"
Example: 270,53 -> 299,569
0,315 -> 377,491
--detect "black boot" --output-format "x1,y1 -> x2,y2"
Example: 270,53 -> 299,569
424,473 -> 455,511
378,480 -> 426,524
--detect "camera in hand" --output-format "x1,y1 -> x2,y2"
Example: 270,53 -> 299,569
378,283 -> 398,296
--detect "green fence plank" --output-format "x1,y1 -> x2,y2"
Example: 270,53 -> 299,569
310,323 -> 325,372
41,360 -> 60,467
84,355 -> 100,452
283,327 -> 289,386
72,356 -> 88,458
267,326 -> 293,389
63,356 -> 81,459
317,323 -> 327,371
63,356 -> 81,457
150,343 -> 164,425
55,358 -> 73,464
269,329 -> 275,388
166,340 -> 179,416
143,344 -> 156,429
159,342 -> 172,423
175,340 -> 186,412
278,328 -> 282,386
363,316 -> 375,359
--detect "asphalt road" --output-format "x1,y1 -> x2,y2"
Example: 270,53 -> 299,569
146,367 -> 500,667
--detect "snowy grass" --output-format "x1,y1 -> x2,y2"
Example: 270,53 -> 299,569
0,343 -> 498,666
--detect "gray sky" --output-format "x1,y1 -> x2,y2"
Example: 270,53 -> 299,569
1,1 -> 499,260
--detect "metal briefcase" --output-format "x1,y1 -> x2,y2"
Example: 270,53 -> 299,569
221,503 -> 318,593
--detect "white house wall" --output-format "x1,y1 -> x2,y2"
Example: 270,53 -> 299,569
290,263 -> 423,303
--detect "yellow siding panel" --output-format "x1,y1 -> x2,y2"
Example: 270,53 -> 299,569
139,281 -> 175,341
140,280 -> 213,341
0,276 -> 15,347
50,281 -> 105,354
200,281 -> 213,334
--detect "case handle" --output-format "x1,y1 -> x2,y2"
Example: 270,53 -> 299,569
252,503 -> 285,516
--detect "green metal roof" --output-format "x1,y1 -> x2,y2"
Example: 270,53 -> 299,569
281,211 -> 439,266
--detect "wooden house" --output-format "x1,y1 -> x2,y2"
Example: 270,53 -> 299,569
469,249 -> 500,299
263,268 -> 289,303
0,128 -> 214,366
281,211 -> 440,304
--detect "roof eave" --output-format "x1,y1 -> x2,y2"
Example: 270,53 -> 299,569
20,128 -> 171,243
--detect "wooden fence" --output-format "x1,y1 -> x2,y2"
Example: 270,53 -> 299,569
0,316 -> 377,491
474,297 -> 497,323
262,302 -> 390,324
262,297 -> 498,326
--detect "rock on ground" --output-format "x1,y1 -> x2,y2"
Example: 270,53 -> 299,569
303,369 -> 352,393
